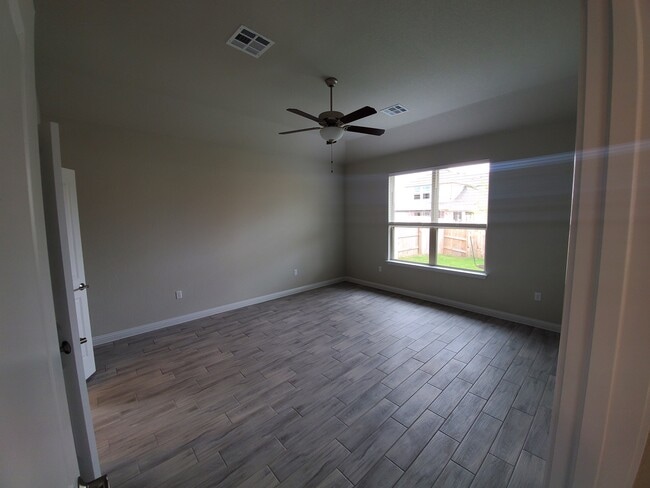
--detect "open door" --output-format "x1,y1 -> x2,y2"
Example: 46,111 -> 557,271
40,122 -> 101,480
62,168 -> 96,379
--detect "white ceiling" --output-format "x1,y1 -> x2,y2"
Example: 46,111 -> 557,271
34,0 -> 579,162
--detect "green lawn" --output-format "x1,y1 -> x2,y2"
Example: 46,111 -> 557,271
399,254 -> 484,272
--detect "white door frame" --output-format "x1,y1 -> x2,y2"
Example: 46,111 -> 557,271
548,0 -> 650,486
40,122 -> 101,480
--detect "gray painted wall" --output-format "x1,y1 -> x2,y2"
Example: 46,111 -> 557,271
57,117 -> 573,338
58,122 -> 345,336
344,119 -> 576,327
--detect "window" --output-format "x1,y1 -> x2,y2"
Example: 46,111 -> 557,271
388,161 -> 490,273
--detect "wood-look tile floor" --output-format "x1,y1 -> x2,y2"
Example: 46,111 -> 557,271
88,283 -> 558,488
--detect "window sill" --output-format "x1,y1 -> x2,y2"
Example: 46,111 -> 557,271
386,260 -> 488,279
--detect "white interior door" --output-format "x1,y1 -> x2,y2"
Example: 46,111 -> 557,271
40,122 -> 101,481
62,168 -> 96,378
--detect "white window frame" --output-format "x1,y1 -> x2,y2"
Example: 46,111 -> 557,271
387,161 -> 489,276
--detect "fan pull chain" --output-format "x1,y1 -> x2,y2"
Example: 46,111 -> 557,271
330,144 -> 333,173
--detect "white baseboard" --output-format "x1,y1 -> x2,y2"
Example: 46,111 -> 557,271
94,275 -> 559,346
93,277 -> 345,345
344,276 -> 561,333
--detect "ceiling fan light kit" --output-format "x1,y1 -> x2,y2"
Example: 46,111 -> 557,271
320,126 -> 344,143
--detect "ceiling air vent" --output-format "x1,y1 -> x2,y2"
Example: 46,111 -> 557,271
381,104 -> 408,116
226,25 -> 274,58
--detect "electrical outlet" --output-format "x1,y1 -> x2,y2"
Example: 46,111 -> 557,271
294,268 -> 299,277
175,290 -> 183,299
378,266 -> 382,272
534,291 -> 542,301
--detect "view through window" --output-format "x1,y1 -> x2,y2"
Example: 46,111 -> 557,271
388,161 -> 490,272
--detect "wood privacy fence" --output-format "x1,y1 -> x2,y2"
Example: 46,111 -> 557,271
395,228 -> 485,259
441,228 -> 485,258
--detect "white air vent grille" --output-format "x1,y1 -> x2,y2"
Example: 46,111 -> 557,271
227,25 -> 274,58
381,104 -> 408,116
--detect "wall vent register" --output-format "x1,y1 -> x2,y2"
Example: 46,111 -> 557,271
226,25 -> 274,58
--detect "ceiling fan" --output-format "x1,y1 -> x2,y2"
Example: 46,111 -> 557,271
279,77 -> 385,144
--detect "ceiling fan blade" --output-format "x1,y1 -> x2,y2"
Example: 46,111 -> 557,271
340,106 -> 377,124
287,108 -> 321,123
345,125 -> 385,136
278,127 -> 321,135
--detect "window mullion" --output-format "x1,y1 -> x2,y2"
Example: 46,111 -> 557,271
429,227 -> 437,265
430,170 -> 440,265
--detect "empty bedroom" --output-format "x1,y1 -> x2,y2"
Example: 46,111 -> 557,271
3,0 -> 648,487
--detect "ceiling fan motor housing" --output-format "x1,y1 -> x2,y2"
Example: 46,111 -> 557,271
319,111 -> 344,126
